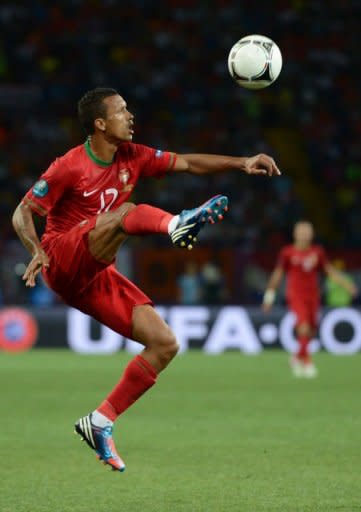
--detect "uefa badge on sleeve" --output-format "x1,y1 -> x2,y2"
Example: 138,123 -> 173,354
33,179 -> 49,198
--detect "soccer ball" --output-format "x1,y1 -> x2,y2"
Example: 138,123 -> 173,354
228,34 -> 282,89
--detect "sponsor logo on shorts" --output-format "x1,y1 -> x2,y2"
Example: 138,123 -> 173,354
33,179 -> 49,198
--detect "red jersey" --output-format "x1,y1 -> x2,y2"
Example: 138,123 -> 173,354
24,140 -> 174,248
277,244 -> 328,300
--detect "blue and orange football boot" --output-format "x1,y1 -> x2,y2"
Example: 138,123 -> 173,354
74,414 -> 125,472
171,195 -> 229,249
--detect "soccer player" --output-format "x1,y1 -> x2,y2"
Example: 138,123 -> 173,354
13,87 -> 280,472
263,221 -> 357,378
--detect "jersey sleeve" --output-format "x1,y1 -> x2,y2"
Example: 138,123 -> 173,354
276,247 -> 289,270
132,144 -> 176,179
317,246 -> 329,271
23,157 -> 72,216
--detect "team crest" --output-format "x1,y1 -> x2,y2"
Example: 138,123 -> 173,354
291,253 -> 318,271
118,168 -> 134,193
303,253 -> 318,271
119,168 -> 129,184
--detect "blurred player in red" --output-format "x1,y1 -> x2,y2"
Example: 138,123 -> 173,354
12,88 -> 281,472
263,221 -> 357,378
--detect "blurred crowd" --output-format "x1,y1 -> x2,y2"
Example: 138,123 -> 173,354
0,0 -> 360,304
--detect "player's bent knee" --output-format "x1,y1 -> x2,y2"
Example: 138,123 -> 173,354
167,337 -> 180,359
102,202 -> 136,232
116,202 -> 136,229
156,331 -> 179,364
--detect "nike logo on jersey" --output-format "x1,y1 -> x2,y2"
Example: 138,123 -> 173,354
83,189 -> 99,197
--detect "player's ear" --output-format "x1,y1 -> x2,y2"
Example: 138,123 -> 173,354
94,118 -> 106,132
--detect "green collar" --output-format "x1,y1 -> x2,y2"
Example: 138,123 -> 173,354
84,138 -> 114,167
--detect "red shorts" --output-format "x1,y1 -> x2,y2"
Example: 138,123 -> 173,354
42,217 -> 152,338
287,295 -> 319,329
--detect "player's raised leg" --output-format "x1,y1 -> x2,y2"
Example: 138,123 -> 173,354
87,194 -> 229,262
75,304 -> 179,472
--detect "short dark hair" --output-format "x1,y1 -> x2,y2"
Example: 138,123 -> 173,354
78,87 -> 118,135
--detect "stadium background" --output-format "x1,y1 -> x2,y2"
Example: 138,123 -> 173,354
1,3 -> 361,512
0,0 -> 360,345
0,0 -> 361,310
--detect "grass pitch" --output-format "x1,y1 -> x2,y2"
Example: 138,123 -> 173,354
1,350 -> 360,512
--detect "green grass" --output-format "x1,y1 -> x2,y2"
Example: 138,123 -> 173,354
1,350 -> 360,512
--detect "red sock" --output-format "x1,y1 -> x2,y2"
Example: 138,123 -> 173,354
97,355 -> 157,421
297,335 -> 310,363
122,204 -> 173,234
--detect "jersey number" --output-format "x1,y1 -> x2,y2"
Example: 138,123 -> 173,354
97,188 -> 119,214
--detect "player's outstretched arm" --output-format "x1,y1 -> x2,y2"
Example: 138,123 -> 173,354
12,202 -> 49,287
173,153 -> 281,177
262,266 -> 284,312
324,263 -> 358,297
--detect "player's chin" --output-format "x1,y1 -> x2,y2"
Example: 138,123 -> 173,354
113,130 -> 133,143
123,131 -> 133,141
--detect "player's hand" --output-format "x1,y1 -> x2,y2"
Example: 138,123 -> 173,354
242,154 -> 281,177
262,289 -> 276,312
349,283 -> 359,298
22,249 -> 50,287
262,302 -> 272,313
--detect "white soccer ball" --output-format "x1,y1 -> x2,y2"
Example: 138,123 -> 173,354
228,34 -> 282,89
